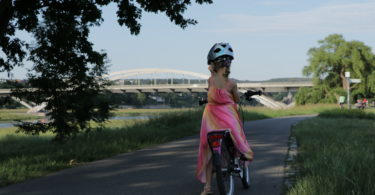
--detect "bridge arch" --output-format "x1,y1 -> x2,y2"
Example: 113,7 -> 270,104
104,68 -> 210,80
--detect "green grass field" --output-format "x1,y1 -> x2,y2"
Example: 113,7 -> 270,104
0,110 -> 202,187
0,108 -> 192,122
243,104 -> 338,118
111,108 -> 192,116
0,109 -> 42,122
287,109 -> 375,195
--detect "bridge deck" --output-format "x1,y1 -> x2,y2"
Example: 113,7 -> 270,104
0,82 -> 313,94
107,82 -> 313,93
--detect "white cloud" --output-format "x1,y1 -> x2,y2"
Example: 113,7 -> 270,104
214,2 -> 375,34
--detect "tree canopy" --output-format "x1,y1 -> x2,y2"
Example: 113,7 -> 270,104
0,0 -> 213,141
296,34 -> 375,105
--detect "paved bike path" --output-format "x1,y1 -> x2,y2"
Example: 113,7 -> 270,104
0,116 -> 313,195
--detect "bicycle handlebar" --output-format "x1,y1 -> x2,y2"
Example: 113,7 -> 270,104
199,98 -> 208,106
199,90 -> 262,105
244,90 -> 262,101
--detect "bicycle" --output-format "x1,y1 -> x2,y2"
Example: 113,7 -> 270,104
200,89 -> 262,195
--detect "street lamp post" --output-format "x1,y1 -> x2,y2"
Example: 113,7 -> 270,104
345,72 -> 351,109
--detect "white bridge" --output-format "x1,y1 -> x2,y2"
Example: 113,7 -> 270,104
1,68 -> 313,111
107,82 -> 312,93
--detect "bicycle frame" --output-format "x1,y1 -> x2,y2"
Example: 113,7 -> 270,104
207,130 -> 231,154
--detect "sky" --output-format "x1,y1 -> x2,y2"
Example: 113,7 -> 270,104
2,0 -> 375,81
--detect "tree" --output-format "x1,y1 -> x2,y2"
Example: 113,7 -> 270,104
0,96 -> 22,108
297,34 -> 375,105
136,93 -> 146,106
0,0 -> 213,142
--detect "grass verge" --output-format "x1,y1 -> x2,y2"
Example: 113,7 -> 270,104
0,108 -> 187,123
243,104 -> 337,119
0,109 -> 202,187
111,108 -> 192,116
0,109 -> 42,122
319,108 -> 375,119
287,109 -> 375,195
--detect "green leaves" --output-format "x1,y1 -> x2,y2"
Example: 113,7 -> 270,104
115,0 -> 212,35
298,34 -> 375,105
0,0 -> 213,142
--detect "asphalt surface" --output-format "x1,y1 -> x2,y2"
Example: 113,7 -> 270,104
0,116 -> 313,195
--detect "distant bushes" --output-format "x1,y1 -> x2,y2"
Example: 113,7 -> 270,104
0,97 -> 23,109
295,87 -> 345,105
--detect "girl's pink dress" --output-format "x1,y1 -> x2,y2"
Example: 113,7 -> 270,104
196,86 -> 254,183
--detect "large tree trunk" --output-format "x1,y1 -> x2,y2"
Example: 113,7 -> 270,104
340,69 -> 349,90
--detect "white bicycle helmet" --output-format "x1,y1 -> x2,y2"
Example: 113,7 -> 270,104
207,43 -> 234,64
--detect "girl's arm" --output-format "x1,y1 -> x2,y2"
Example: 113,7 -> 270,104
231,80 -> 240,103
207,76 -> 212,90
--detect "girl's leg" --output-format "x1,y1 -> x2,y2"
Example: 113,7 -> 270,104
206,158 -> 213,187
202,158 -> 213,194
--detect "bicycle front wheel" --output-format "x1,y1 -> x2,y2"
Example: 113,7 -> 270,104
239,160 -> 250,189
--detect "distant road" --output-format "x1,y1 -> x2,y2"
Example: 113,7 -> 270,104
0,116 -> 313,195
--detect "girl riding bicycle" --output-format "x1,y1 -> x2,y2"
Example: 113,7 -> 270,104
196,43 -> 254,195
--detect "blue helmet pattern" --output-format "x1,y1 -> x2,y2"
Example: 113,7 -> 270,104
207,43 -> 234,64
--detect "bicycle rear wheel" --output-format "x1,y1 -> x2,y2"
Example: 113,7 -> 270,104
214,141 -> 234,195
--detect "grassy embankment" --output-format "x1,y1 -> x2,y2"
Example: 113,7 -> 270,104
0,109 -> 202,187
287,108 -> 375,195
242,104 -> 338,119
0,108 -> 190,123
111,108 -> 192,116
0,109 -> 42,122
